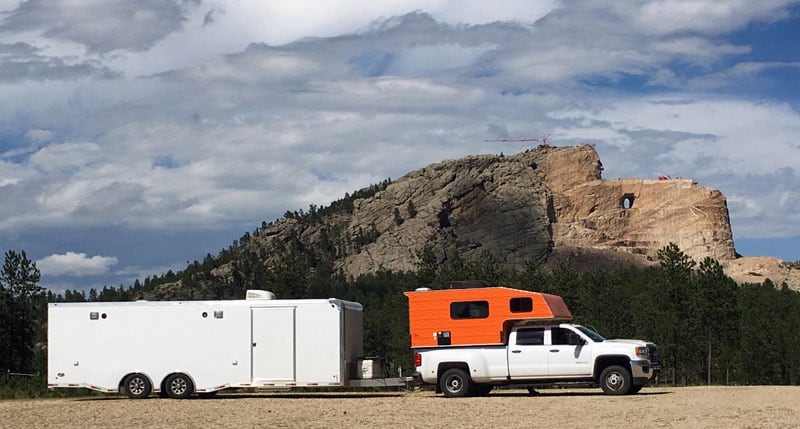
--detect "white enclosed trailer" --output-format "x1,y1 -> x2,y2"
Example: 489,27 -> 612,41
48,291 -> 405,398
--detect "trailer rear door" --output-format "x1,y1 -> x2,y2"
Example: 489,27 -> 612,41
252,307 -> 296,381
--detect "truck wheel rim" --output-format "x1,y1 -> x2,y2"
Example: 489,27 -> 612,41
606,372 -> 623,390
447,377 -> 462,392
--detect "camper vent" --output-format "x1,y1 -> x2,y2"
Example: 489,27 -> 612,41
246,290 -> 276,300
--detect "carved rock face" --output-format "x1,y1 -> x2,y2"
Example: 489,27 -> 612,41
338,144 -> 738,275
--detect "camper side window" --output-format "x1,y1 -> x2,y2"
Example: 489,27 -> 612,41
509,297 -> 533,313
450,301 -> 489,319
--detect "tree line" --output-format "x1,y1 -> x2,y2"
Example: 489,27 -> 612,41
2,243 -> 800,398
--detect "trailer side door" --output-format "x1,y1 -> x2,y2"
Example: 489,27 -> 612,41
252,307 -> 296,381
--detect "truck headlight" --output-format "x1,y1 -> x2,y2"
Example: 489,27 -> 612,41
635,346 -> 649,358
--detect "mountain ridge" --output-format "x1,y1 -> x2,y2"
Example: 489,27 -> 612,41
149,144 -> 799,298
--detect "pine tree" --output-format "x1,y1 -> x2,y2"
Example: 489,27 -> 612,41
0,250 -> 44,372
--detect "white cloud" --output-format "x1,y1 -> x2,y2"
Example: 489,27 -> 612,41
24,128 -> 53,143
2,0 -> 800,289
632,0 -> 796,35
37,252 -> 119,276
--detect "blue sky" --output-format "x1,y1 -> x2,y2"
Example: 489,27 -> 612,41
1,0 -> 799,293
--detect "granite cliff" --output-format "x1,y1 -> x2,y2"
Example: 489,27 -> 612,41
178,144 -> 799,294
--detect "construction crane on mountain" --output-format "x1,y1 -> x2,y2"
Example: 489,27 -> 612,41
485,134 -> 552,145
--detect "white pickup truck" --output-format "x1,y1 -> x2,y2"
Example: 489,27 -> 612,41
414,322 -> 660,397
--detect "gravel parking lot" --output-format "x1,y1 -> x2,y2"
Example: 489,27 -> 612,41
2,386 -> 799,428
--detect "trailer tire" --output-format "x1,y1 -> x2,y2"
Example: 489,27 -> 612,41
122,373 -> 152,399
164,373 -> 194,399
440,368 -> 472,398
599,365 -> 632,395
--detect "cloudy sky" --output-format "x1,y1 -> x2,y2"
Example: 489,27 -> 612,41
2,0 -> 799,293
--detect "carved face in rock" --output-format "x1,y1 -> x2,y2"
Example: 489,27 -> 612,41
595,160 -> 604,179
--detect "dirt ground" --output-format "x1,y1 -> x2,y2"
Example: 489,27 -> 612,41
1,386 -> 799,428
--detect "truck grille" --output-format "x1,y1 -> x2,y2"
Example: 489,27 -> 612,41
647,344 -> 661,367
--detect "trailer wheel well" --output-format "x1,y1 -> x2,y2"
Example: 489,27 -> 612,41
118,372 -> 153,390
594,356 -> 630,383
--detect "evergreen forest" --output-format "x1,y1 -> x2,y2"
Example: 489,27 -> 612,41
3,241 -> 800,398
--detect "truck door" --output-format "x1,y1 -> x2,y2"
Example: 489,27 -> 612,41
546,327 -> 592,376
507,327 -> 549,378
251,307 -> 296,381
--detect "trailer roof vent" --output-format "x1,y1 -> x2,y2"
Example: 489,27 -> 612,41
415,287 -> 432,292
246,290 -> 276,300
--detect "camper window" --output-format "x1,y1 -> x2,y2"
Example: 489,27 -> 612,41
450,301 -> 489,319
509,297 -> 533,313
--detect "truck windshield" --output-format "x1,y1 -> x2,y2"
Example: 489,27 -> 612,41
576,326 -> 605,342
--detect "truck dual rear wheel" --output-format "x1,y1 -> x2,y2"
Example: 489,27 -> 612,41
164,373 -> 194,399
599,365 -> 632,395
440,368 -> 472,397
122,373 -> 152,399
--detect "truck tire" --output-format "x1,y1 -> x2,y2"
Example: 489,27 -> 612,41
164,373 -> 194,399
599,365 -> 632,395
440,368 -> 472,398
628,385 -> 643,395
122,373 -> 152,399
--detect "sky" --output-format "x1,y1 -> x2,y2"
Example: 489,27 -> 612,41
1,0 -> 799,293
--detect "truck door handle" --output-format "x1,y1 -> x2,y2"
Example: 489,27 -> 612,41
549,349 -> 559,353
511,350 -> 521,353
252,343 -> 257,347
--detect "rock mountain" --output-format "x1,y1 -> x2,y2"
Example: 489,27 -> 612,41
202,145 -> 799,292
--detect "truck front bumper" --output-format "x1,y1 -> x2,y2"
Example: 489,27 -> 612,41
630,360 -> 660,385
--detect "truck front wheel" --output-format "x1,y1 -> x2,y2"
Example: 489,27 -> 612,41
599,365 -> 632,395
440,368 -> 472,397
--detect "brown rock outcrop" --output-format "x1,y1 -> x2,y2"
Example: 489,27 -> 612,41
338,144 -> 741,274
224,144 -> 798,290
551,178 -> 736,263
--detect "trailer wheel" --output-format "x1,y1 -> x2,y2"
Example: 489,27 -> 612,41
440,368 -> 472,398
164,373 -> 194,399
122,373 -> 152,399
599,365 -> 632,395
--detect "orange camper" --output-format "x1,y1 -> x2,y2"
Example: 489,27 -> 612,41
404,286 -> 572,348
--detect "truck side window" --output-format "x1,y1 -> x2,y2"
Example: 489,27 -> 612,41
509,297 -> 533,313
450,301 -> 489,319
516,328 -> 545,345
551,328 -> 583,345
